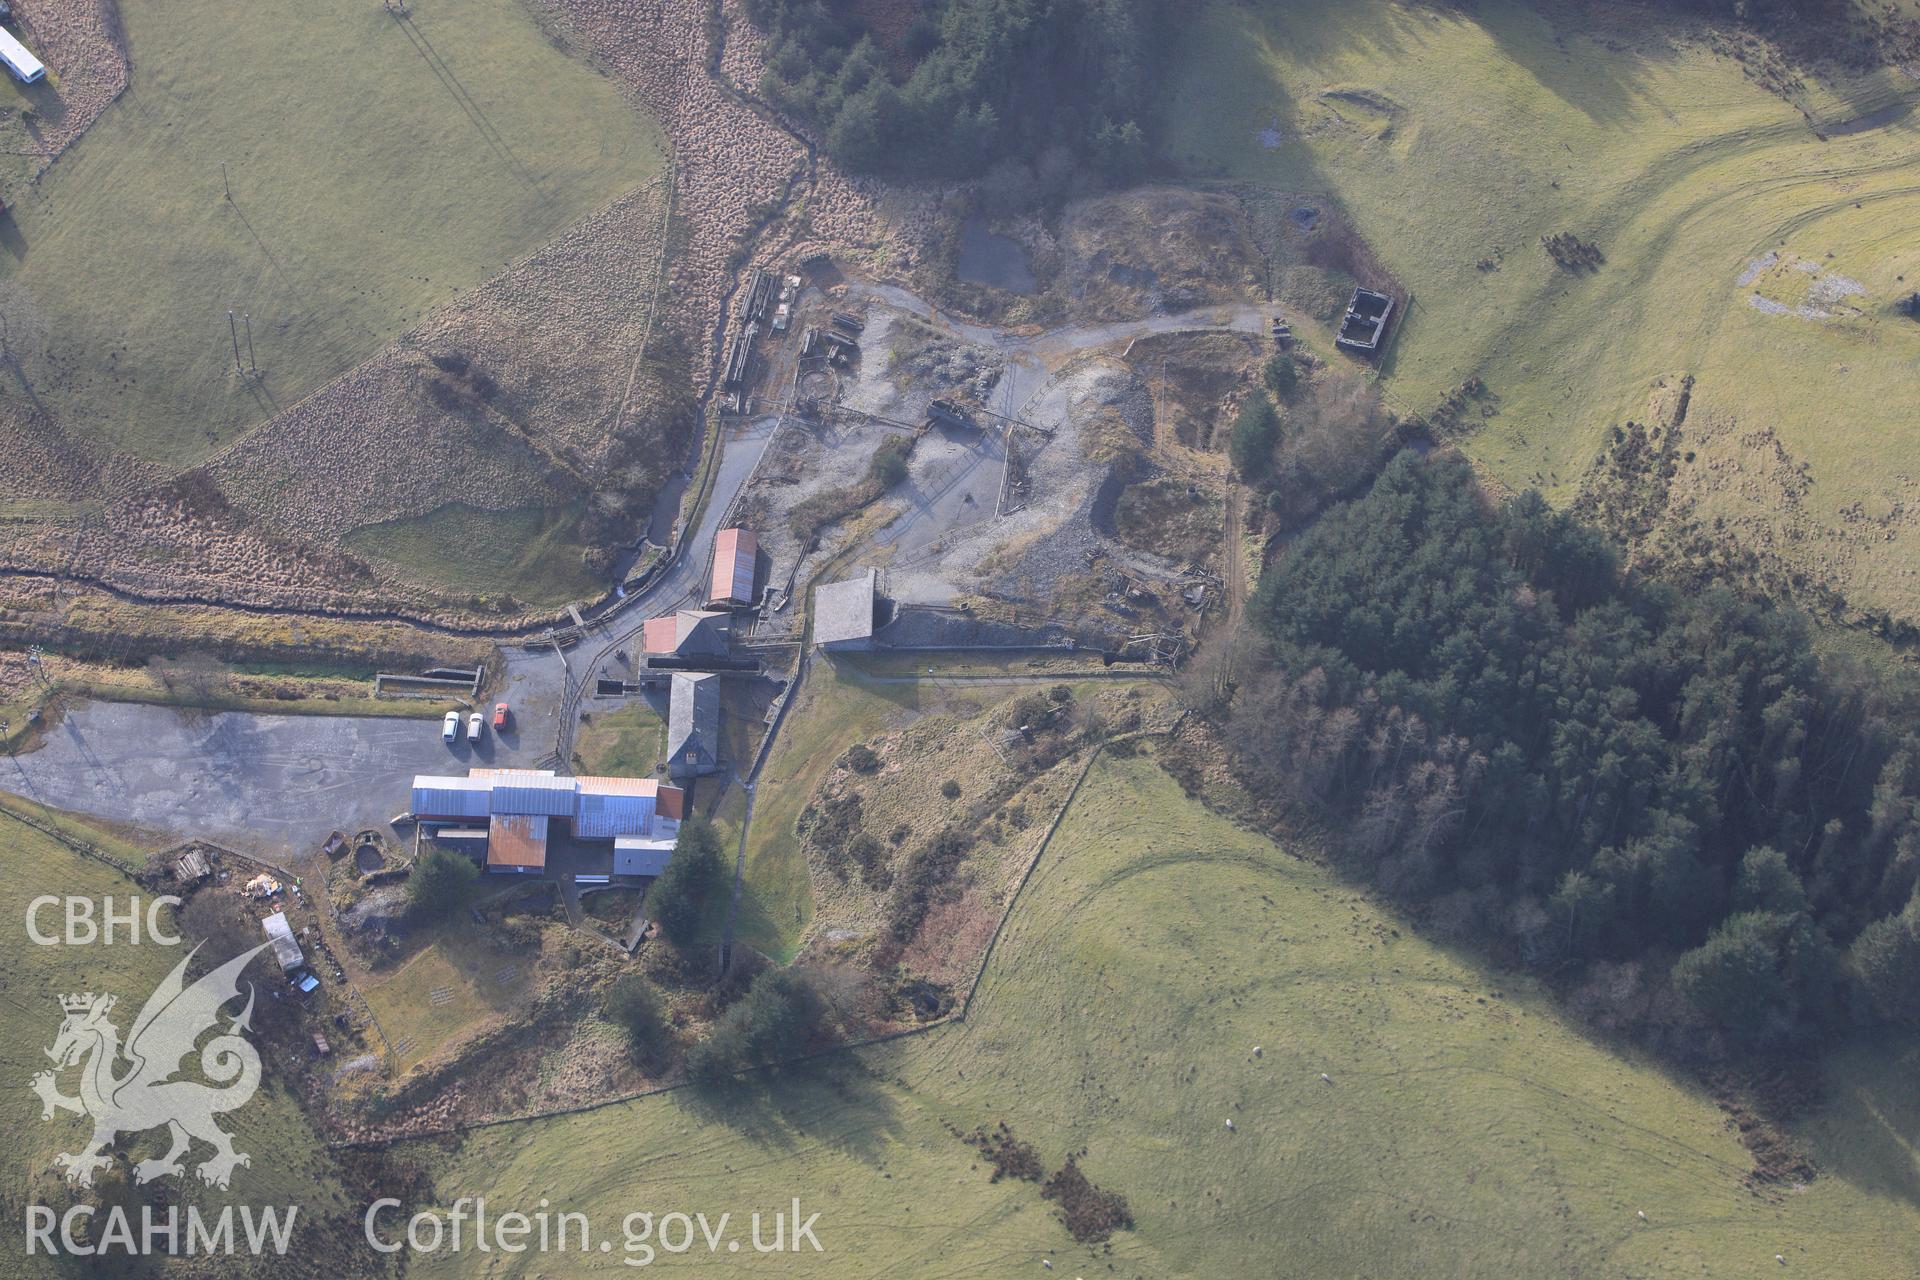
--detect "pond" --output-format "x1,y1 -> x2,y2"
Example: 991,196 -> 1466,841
955,217 -> 1036,294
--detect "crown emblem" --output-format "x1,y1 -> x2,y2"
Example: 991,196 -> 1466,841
59,993 -> 106,1013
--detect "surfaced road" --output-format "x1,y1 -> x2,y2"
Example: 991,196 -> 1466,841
0,285 -> 1234,859
1,416 -> 787,859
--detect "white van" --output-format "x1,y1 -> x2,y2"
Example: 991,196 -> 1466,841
441,711 -> 461,742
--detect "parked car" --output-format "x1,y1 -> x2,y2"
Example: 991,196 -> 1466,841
466,711 -> 484,742
492,701 -> 510,729
441,711 -> 461,742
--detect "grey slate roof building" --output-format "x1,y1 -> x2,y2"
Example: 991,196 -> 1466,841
667,672 -> 722,779
643,609 -> 731,660
813,568 -> 880,651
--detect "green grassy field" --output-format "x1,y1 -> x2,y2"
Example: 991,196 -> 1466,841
716,660 -> 928,960
1166,0 -> 1920,616
0,808 -> 344,1268
413,753 -> 1920,1276
573,700 -> 668,777
0,0 -> 662,467
344,500 -> 603,610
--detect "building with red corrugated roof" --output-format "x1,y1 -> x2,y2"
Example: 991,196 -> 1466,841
708,528 -> 758,608
410,768 -> 686,876
643,609 -> 730,659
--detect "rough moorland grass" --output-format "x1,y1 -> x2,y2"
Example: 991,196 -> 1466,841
360,932 -> 520,1072
1,655 -> 450,739
836,649 -> 1104,679
723,665 -> 1168,960
414,754 -> 1920,1277
3,593 -> 495,678
0,0 -> 662,467
1115,473 -> 1225,565
0,807 -> 345,1245
1166,0 -> 1920,616
55,674 -> 449,722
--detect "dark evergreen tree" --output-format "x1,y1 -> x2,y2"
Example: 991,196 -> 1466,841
1232,450 -> 1920,1042
649,817 -> 726,947
1850,888 -> 1920,1024
407,846 -> 479,921
1229,393 -> 1281,480
687,969 -> 828,1085
744,0 -> 1170,183
603,974 -> 671,1061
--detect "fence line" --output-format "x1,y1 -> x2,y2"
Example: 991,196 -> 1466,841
334,725 -> 1181,1150
955,722 -> 1178,1020
0,799 -> 137,876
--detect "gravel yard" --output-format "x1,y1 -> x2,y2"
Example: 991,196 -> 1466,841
4,698 -> 548,856
730,273 -> 1260,646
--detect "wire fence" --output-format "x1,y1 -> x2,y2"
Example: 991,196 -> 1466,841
328,724 -> 1182,1151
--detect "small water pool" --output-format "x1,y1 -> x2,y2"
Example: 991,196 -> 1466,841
955,217 -> 1036,294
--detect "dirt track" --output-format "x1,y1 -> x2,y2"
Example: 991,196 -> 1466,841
0,273 -> 1246,854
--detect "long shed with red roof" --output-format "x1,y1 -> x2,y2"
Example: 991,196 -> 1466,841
708,528 -> 758,607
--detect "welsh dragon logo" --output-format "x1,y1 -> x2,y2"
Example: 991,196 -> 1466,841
29,942 -> 269,1190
